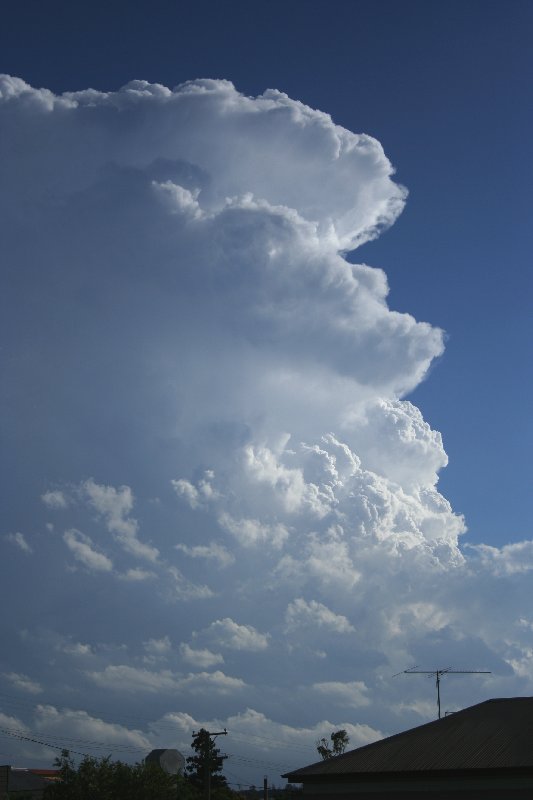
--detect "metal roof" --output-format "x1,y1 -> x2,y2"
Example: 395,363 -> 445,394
284,697 -> 533,780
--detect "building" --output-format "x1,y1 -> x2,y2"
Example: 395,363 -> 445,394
283,697 -> 533,799
0,765 -> 59,799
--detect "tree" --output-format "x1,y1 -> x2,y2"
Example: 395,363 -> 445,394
185,729 -> 230,800
316,729 -> 350,760
45,748 -> 193,800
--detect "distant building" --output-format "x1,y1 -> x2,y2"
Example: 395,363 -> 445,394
283,697 -> 533,799
0,765 -> 59,799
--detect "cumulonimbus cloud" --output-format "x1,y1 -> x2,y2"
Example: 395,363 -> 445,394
1,75 -> 530,778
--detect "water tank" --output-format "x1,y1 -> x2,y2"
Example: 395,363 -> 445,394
146,748 -> 186,775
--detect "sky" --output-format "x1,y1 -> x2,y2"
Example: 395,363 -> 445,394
0,0 -> 532,788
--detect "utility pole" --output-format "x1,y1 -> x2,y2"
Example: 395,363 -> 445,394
398,667 -> 491,719
192,728 -> 228,800
263,775 -> 268,800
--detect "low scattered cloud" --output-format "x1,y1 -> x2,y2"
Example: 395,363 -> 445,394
5,532 -> 33,554
171,472 -> 218,510
177,670 -> 246,694
120,568 -> 157,581
143,636 -> 172,656
62,642 -> 93,657
218,513 -> 289,549
82,479 -> 159,563
468,541 -> 533,575
63,529 -> 113,572
312,680 -> 371,708
41,491 -> 68,509
2,672 -> 42,694
202,619 -> 270,652
179,643 -> 224,668
175,541 -> 235,568
285,599 -> 355,634
87,665 -> 245,695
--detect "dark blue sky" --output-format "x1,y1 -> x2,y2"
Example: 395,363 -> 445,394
2,0 -> 531,542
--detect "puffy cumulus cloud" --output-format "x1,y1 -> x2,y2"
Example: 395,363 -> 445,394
87,664 -> 245,695
218,512 -> 289,549
171,472 -> 218,510
81,479 -> 159,563
48,479 -> 212,598
177,670 -> 246,694
285,599 -> 355,634
467,541 -> 533,576
201,619 -> 270,652
63,529 -> 113,572
179,643 -> 225,668
143,636 -> 172,656
3,74 -> 531,783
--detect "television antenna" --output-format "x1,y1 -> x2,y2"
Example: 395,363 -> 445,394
395,666 -> 491,719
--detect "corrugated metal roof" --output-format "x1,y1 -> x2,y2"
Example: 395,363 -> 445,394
284,697 -> 533,780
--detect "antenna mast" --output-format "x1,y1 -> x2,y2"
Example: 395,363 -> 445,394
401,667 -> 491,719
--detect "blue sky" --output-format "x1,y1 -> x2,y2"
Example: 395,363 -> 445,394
1,0 -> 532,786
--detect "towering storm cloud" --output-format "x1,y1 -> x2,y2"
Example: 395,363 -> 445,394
1,76 -> 531,779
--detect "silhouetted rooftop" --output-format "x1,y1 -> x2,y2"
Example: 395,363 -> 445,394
284,697 -> 533,781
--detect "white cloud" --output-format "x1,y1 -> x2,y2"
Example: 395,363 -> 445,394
87,665 -> 244,694
41,490 -> 68,509
285,599 -> 355,634
87,665 -> 179,693
313,680 -> 371,708
175,541 -> 234,567
34,704 -> 151,751
203,618 -> 270,651
468,540 -> 533,575
179,643 -> 224,668
167,566 -> 214,600
63,529 -> 113,572
3,74 -> 530,782
6,532 -> 33,554
82,479 -> 159,562
143,636 -> 172,655
172,479 -> 201,509
62,642 -> 93,657
171,472 -> 219,510
120,567 -> 157,581
2,672 -> 42,694
218,512 -> 289,549
177,670 -> 246,694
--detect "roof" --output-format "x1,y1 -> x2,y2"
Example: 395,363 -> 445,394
284,697 -> 533,780
9,768 -> 51,792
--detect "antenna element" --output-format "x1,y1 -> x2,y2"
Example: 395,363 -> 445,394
401,667 -> 491,719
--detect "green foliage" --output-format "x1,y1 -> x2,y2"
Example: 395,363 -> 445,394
316,729 -> 350,760
44,748 -> 194,800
